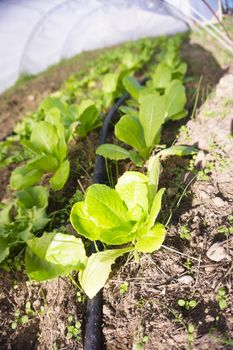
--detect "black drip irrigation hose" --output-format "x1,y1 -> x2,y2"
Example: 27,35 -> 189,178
84,92 -> 130,350
84,78 -> 148,350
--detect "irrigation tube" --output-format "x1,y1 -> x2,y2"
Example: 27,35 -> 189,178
84,91 -> 130,350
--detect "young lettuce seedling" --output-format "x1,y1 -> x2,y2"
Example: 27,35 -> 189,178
10,112 -> 70,191
101,53 -> 141,109
0,186 -> 49,264
69,157 -> 166,298
10,97 -> 102,192
96,74 -> 188,164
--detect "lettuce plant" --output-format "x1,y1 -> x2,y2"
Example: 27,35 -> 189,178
96,72 -> 188,163
76,99 -> 101,137
69,158 -> 166,297
0,186 -> 49,263
10,113 -> 70,191
70,172 -> 165,249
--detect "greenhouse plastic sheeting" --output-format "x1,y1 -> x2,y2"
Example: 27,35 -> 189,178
0,0 -> 219,93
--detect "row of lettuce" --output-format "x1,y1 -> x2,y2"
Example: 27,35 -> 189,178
0,34 -> 196,299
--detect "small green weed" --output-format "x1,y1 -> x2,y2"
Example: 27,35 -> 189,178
204,110 -> 217,118
198,160 -> 215,181
5,256 -> 24,272
134,335 -> 149,350
184,258 -> 192,272
76,291 -> 85,303
216,288 -> 227,310
209,329 -> 233,347
178,299 -> 197,310
214,153 -> 229,170
25,301 -> 34,316
166,305 -> 196,347
187,323 -> 195,344
218,216 -> 233,235
218,226 -> 233,235
179,125 -> 191,142
68,190 -> 84,207
120,281 -> 129,294
11,299 -> 45,330
179,225 -> 191,240
224,99 -> 233,107
66,315 -> 81,340
11,302 -> 33,329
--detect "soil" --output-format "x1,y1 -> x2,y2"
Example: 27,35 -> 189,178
102,72 -> 233,350
0,22 -> 233,350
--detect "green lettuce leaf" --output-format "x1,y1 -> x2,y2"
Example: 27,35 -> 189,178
85,184 -> 129,228
70,202 -> 100,241
115,115 -> 147,155
147,156 -> 160,209
79,247 -> 132,299
50,159 -> 70,191
30,121 -> 58,155
115,171 -> 148,212
100,223 -> 133,245
139,94 -> 166,149
16,186 -> 48,209
26,232 -> 86,272
122,76 -> 143,100
96,144 -> 131,161
165,80 -> 186,120
0,238 -> 10,263
135,223 -> 166,253
152,63 -> 172,88
146,188 -> 165,229
158,145 -> 197,158
10,165 -> 43,190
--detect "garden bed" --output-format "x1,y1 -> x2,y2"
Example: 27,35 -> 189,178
0,20 -> 232,350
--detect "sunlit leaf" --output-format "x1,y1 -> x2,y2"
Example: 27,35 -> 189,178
146,188 -> 165,229
147,156 -> 160,209
85,184 -> 128,228
135,223 -> 166,253
158,145 -> 197,158
102,73 -> 119,94
27,232 -> 86,269
70,202 -> 100,240
116,171 -> 148,212
10,165 -> 43,190
139,94 -> 166,149
79,247 -> 132,299
50,159 -> 70,191
100,223 -> 133,245
26,155 -> 59,172
30,121 -> 58,155
115,115 -> 147,155
96,144 -> 130,161
152,63 -> 172,88
123,76 -> 143,100
165,80 -> 186,120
